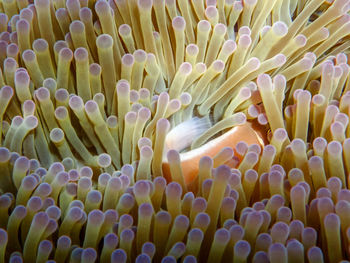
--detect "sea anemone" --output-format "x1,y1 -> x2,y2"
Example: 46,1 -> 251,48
0,0 -> 350,262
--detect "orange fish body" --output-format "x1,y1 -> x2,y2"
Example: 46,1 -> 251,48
162,122 -> 267,185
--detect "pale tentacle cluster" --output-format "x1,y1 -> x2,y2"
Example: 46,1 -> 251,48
0,0 -> 350,262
